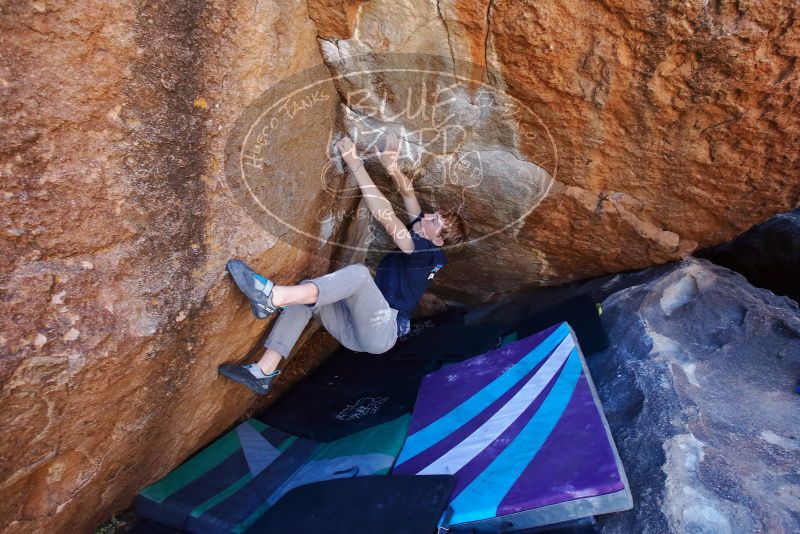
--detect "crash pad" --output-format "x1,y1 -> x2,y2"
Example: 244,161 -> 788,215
255,350 -> 437,442
392,323 -> 632,532
389,322 -> 509,362
136,415 -> 410,534
244,475 -> 456,533
512,295 -> 609,356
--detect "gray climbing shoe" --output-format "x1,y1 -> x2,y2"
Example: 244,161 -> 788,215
251,300 -> 269,320
218,364 -> 281,395
227,259 -> 280,319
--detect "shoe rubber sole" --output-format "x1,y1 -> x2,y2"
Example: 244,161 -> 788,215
226,259 -> 277,319
218,363 -> 280,395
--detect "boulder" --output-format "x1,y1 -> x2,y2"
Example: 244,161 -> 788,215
0,1 -> 355,532
318,0 -> 800,300
587,258 -> 800,533
2,0 -> 799,532
697,208 -> 800,304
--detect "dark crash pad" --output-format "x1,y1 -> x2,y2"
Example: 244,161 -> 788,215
255,350 -> 438,442
244,475 -> 456,534
136,417 -> 410,533
511,295 -> 609,356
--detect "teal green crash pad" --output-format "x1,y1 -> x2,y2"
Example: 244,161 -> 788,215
136,415 -> 410,534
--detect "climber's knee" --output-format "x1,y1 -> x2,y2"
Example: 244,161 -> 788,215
359,327 -> 395,355
342,263 -> 370,284
360,338 -> 392,355
347,263 -> 370,278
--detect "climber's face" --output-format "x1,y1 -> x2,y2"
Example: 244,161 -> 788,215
414,211 -> 446,243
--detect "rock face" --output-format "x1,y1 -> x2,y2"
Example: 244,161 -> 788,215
317,0 -> 800,300
697,208 -> 800,303
1,1 -> 799,533
1,1 -> 356,532
586,258 -> 800,533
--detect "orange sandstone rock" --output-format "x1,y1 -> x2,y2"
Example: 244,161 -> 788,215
1,0 -> 798,532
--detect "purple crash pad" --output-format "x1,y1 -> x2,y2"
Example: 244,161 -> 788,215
392,322 -> 632,532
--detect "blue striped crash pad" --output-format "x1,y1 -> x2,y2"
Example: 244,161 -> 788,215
392,322 -> 632,532
136,414 -> 410,533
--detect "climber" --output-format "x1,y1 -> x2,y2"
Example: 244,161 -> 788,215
218,132 -> 469,394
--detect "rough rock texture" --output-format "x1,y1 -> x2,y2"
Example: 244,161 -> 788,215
318,0 -> 800,300
585,258 -> 800,533
2,1 -> 800,533
308,0 -> 363,39
418,257 -> 800,533
0,1 -> 356,532
697,207 -> 800,303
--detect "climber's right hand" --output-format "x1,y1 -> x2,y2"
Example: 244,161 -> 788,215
377,132 -> 400,170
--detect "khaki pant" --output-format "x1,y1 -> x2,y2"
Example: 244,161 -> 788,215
265,263 -> 399,358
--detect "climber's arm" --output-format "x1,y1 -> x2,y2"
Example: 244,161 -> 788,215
336,137 -> 414,254
351,167 -> 415,254
387,165 -> 422,222
378,132 -> 422,222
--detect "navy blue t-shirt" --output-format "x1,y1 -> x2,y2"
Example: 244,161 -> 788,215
375,213 -> 447,332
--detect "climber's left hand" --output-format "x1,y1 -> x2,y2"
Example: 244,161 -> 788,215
335,136 -> 362,169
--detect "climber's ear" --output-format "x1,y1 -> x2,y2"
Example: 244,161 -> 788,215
431,211 -> 446,247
